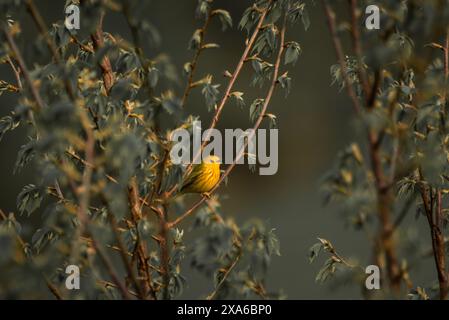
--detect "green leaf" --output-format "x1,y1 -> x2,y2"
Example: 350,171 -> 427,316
0,115 -> 19,142
31,227 -> 56,253
315,258 -> 337,283
214,9 -> 233,31
252,26 -> 277,57
277,71 -> 291,97
408,287 -> 430,300
249,98 -> 264,123
251,59 -> 273,87
239,6 -> 260,35
189,29 -> 202,50
14,140 -> 36,174
284,42 -> 301,65
266,228 -> 281,256
309,242 -> 322,263
288,2 -> 310,31
161,91 -> 182,115
301,7 -> 310,31
230,91 -> 245,108
196,0 -> 211,19
202,43 -> 220,50
201,77 -> 220,111
183,62 -> 192,76
0,212 -> 22,234
148,67 -> 159,88
264,113 -> 278,129
17,184 -> 43,217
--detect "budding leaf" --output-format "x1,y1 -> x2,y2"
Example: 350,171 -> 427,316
189,29 -> 202,50
17,184 -> 43,217
230,91 -> 245,108
277,72 -> 291,97
249,98 -> 264,123
202,77 -> 220,111
0,115 -> 19,142
284,42 -> 301,65
214,9 -> 233,31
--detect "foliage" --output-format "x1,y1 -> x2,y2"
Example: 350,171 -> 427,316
310,0 -> 449,300
0,0 -> 307,299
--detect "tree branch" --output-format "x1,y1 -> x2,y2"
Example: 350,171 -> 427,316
323,0 -> 401,293
2,24 -> 45,111
322,0 -> 361,115
180,8 -> 214,108
168,2 -> 286,228
348,0 -> 370,101
91,10 -> 115,93
128,178 -> 158,299
419,182 -> 448,299
164,2 -> 272,199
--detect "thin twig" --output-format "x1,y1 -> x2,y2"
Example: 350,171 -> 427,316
181,8 -> 214,108
97,280 -> 139,298
6,55 -> 22,90
164,2 -> 272,199
323,0 -> 401,293
348,0 -> 370,100
169,2 -> 285,228
121,0 -> 154,101
159,206 -> 170,300
108,212 -> 146,299
44,275 -> 63,300
25,0 -> 76,100
91,10 -> 115,93
419,181 -> 448,299
2,24 -> 45,110
322,0 -> 361,115
90,238 -> 132,300
206,249 -> 242,300
0,209 -> 64,299
128,178 -> 158,299
0,209 -> 26,253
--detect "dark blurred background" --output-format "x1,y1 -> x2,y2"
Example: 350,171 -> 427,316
0,0 -> 434,299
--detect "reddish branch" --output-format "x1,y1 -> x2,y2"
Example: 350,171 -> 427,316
200,4 -> 270,154
164,2 -> 272,199
108,212 -> 146,299
128,178 -> 157,299
0,209 -> 64,300
25,0 -> 76,100
323,0 -> 402,293
418,29 -> 449,300
348,0 -> 370,100
91,11 -> 115,93
181,9 -> 214,108
168,3 -> 286,228
2,25 -> 45,111
419,182 -> 448,299
322,0 -> 361,115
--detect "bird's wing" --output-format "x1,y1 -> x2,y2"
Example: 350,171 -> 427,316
180,165 -> 203,192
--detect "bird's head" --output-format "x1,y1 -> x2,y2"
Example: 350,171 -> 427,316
203,155 -> 221,164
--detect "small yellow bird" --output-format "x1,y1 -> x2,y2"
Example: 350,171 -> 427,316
180,155 -> 221,196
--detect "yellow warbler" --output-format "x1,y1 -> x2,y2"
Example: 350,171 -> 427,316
180,155 -> 221,195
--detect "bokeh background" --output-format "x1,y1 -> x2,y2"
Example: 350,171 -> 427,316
0,0 -> 435,299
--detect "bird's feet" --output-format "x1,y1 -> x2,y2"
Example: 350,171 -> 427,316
201,192 -> 211,199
